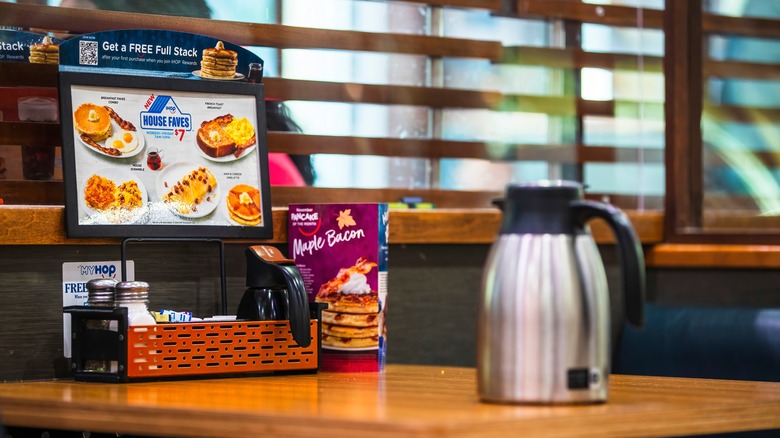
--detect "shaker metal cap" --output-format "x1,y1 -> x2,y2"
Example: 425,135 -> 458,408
86,278 -> 117,304
115,281 -> 150,302
86,278 -> 118,291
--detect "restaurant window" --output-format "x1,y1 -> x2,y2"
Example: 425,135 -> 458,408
666,0 -> 780,243
279,0 -> 431,189
3,0 -> 666,211
275,0 -> 665,208
5,0 -> 780,247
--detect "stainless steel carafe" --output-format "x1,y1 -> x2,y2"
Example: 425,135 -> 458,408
478,181 -> 644,404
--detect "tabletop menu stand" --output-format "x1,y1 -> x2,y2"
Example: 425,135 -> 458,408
65,238 -> 324,383
119,238 -> 229,314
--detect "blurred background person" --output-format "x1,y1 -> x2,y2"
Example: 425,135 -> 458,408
265,99 -> 314,186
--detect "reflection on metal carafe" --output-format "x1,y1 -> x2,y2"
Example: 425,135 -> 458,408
478,180 -> 644,404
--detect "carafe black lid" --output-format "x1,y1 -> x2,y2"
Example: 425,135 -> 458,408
498,180 -> 584,235
505,180 -> 583,202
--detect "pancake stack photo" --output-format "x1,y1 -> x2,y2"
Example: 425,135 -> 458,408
200,41 -> 237,79
321,307 -> 380,349
226,184 -> 262,226
28,36 -> 59,64
73,103 -> 112,141
314,257 -> 381,350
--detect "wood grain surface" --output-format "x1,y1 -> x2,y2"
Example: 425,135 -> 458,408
0,205 -> 664,246
9,205 -> 780,268
1,365 -> 780,437
646,244 -> 780,268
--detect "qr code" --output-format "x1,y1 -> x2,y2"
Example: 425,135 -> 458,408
79,40 -> 98,66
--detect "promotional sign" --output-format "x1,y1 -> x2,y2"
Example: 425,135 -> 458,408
57,29 -> 262,80
62,260 -> 134,358
288,203 -> 389,372
57,30 -> 271,238
0,29 -> 62,64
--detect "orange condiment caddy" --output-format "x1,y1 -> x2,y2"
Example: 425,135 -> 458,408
65,304 -> 324,382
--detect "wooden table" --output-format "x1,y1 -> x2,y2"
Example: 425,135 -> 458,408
1,365 -> 780,437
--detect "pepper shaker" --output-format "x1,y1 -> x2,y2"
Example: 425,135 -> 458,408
115,281 -> 156,326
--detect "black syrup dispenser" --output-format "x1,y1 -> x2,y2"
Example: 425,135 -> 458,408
237,245 -> 311,348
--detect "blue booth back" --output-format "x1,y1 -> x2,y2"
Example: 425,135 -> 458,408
615,304 -> 780,382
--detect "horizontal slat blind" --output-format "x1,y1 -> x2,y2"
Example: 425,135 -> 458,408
516,0 -> 780,38
502,46 -> 663,72
516,0 -> 664,28
1,3 -> 502,59
1,1 -> 775,212
268,133 -> 665,163
0,1 -> 652,209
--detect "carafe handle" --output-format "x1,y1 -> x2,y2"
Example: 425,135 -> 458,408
277,264 -> 312,348
245,246 -> 312,347
571,201 -> 645,327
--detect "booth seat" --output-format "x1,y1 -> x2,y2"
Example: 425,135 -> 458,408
615,303 -> 780,382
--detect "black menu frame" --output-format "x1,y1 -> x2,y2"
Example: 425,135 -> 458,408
59,71 -> 272,239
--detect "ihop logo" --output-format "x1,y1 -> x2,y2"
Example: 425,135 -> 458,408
140,95 -> 192,131
79,263 -> 117,278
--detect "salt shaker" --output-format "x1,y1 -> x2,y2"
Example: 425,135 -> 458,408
84,278 -> 117,372
115,281 -> 156,326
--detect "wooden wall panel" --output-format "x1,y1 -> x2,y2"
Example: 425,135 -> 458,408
0,205 -> 666,246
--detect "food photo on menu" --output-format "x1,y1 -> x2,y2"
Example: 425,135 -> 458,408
68,83 -> 265,229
